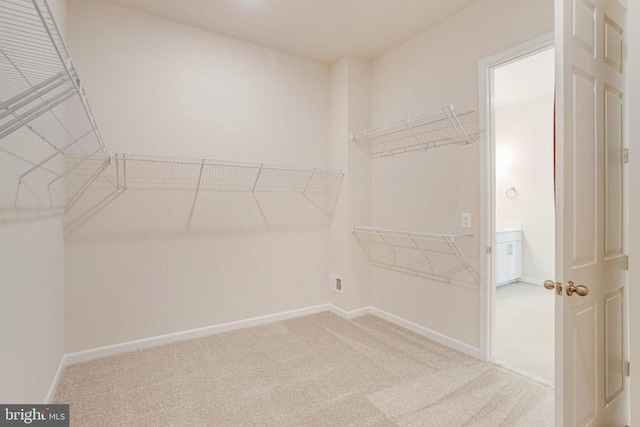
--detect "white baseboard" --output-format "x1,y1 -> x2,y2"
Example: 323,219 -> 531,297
51,303 -> 480,399
64,304 -> 331,366
327,304 -> 373,319
44,354 -> 67,404
368,307 -> 481,359
519,277 -> 544,286
492,359 -> 553,388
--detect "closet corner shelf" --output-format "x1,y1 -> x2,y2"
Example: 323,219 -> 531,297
1,0 -> 109,202
0,0 -> 109,160
352,226 -> 479,286
350,105 -> 479,159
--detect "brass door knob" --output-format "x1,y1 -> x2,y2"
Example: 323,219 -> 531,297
566,281 -> 589,297
543,280 -> 556,291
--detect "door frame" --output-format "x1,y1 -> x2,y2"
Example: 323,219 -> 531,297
478,32 -> 555,364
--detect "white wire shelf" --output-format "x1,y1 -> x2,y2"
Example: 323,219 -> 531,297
351,105 -> 479,159
0,0 -> 109,209
63,153 -> 343,234
0,0 -> 346,233
352,226 -> 479,286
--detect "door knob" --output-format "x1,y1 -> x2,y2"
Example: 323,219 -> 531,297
543,280 -> 562,295
566,281 -> 589,297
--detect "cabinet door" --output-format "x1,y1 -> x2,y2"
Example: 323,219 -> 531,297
510,240 -> 521,279
503,241 -> 520,282
496,242 -> 509,285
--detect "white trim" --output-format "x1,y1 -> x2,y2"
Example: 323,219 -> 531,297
49,303 -> 481,399
64,305 -> 478,361
44,354 -> 67,404
327,304 -> 373,319
492,359 -> 554,388
478,32 -> 555,363
368,307 -> 481,358
64,304 -> 331,365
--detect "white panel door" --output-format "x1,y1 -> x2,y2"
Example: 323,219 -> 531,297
555,0 -> 627,425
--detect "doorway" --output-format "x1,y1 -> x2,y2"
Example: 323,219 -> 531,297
479,34 -> 555,386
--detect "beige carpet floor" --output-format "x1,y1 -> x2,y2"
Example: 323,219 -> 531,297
54,312 -> 553,426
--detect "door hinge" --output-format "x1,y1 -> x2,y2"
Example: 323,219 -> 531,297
487,246 -> 492,254
625,361 -> 630,377
623,148 -> 629,164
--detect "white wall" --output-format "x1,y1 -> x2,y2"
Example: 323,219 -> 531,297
627,0 -> 639,422
369,0 -> 553,348
64,0 -> 333,352
327,57 -> 372,311
495,91 -> 555,281
0,0 -> 67,403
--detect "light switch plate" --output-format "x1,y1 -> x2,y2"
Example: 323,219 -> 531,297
461,213 -> 471,228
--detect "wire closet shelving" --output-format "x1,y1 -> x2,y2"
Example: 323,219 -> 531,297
0,0 -> 343,229
352,226 -> 479,287
351,105 -> 479,159
0,0 -> 109,184
63,153 -> 343,234
351,106 -> 480,284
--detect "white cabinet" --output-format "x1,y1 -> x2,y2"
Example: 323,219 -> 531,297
496,230 -> 522,285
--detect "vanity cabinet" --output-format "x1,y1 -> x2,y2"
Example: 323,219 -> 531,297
496,230 -> 522,285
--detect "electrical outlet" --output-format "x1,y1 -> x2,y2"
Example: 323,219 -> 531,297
461,212 -> 471,228
330,274 -> 343,294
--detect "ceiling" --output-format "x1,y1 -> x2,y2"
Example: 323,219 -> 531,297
104,0 -> 479,64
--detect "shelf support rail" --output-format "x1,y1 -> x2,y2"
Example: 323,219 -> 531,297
47,146 -> 103,191
187,159 -> 205,228
443,236 -> 480,283
409,235 -> 436,275
375,229 -> 398,266
65,158 -> 111,213
17,129 -> 93,185
442,105 -> 472,145
113,152 -> 128,193
301,168 -> 334,218
14,128 -> 93,208
251,163 -> 269,226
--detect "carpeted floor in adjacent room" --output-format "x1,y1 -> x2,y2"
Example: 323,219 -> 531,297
54,312 -> 553,426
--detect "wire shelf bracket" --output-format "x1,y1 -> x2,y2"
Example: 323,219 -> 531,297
352,226 -> 480,287
351,105 -> 479,159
